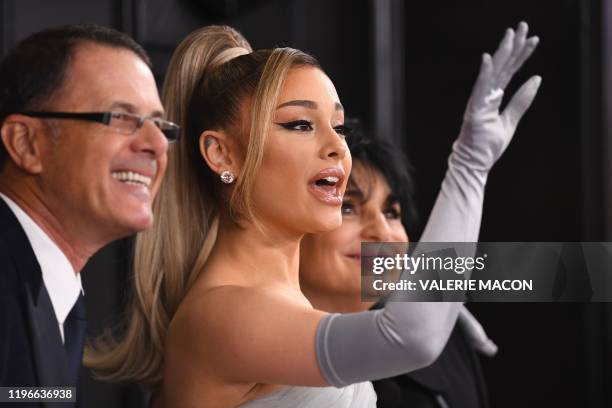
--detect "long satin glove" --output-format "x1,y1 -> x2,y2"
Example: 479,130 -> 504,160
316,23 -> 540,387
422,21 -> 541,242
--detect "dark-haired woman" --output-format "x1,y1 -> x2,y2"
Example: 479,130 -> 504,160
301,128 -> 497,407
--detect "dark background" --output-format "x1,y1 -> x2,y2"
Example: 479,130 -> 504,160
1,0 -> 610,406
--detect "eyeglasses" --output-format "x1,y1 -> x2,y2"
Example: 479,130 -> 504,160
21,111 -> 181,142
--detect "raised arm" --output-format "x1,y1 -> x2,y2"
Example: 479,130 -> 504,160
168,23 -> 541,394
316,22 -> 540,387
422,21 -> 540,242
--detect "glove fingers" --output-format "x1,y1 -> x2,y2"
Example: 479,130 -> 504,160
513,21 -> 529,53
466,53 -> 494,114
495,22 -> 529,89
497,37 -> 539,91
502,75 -> 542,130
491,28 -> 515,79
466,24 -> 538,119
510,36 -> 539,73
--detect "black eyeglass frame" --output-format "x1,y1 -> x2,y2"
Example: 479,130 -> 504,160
21,111 -> 180,141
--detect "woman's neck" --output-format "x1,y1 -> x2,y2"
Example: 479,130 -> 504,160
205,216 -> 304,289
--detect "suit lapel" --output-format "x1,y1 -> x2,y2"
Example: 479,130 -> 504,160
0,199 -> 70,390
24,283 -> 70,386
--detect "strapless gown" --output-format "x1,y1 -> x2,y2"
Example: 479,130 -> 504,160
237,382 -> 377,408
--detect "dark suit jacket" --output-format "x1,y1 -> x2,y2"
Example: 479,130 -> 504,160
0,198 -> 74,408
373,321 -> 489,408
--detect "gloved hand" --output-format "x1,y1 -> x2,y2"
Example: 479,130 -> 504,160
316,24 -> 540,388
421,21 -> 540,243
453,21 -> 541,176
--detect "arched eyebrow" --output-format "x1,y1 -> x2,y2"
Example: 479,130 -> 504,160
276,99 -> 344,112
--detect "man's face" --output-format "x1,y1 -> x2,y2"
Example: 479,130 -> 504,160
37,43 -> 168,239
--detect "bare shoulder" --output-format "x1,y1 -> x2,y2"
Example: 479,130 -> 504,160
170,284 -> 321,349
167,284 -> 328,385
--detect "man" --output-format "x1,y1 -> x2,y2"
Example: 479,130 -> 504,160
0,24 -> 174,405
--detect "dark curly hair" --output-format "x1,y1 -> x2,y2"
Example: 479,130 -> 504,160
346,119 -> 418,236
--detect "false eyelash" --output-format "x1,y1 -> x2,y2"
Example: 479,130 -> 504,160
276,120 -> 351,137
276,120 -> 313,131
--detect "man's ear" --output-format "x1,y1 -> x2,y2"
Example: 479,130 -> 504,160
0,114 -> 46,174
198,130 -> 239,177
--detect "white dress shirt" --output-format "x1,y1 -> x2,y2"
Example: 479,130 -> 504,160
0,192 -> 83,343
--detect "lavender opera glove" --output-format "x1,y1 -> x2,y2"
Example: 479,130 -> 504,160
422,21 -> 540,243
316,22 -> 540,387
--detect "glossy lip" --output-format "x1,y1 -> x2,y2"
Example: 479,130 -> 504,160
307,167 -> 346,206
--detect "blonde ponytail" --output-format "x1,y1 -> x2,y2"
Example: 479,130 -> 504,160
85,26 -> 251,387
85,25 -> 320,388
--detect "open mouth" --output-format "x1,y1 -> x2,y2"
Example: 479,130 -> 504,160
308,168 -> 345,206
111,171 -> 152,188
314,176 -> 340,188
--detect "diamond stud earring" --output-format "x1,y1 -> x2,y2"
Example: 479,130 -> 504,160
220,170 -> 235,184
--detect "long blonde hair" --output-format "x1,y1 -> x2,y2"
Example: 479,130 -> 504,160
85,25 -> 320,388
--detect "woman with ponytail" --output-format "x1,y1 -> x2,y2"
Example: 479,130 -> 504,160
87,24 -> 541,407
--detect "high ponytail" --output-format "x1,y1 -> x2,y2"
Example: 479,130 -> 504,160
85,25 -> 320,388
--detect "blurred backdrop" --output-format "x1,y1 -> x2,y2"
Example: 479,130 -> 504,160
0,0 -> 610,406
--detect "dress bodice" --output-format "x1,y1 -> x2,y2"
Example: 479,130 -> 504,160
237,381 -> 377,408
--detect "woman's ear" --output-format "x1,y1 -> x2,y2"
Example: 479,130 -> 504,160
198,130 -> 238,177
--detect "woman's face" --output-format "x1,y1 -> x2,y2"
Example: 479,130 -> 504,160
250,66 -> 352,235
300,162 -> 409,299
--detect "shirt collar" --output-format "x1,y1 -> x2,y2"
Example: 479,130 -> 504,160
0,193 -> 83,326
